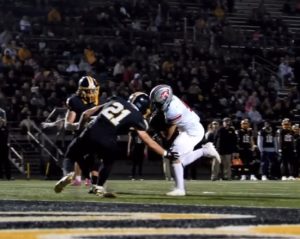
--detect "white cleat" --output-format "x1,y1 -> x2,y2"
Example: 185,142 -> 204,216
250,175 -> 258,181
288,176 -> 295,181
261,175 -> 268,181
54,172 -> 74,193
240,175 -> 247,181
281,176 -> 288,181
203,142 -> 221,163
166,188 -> 186,196
94,185 -> 117,198
94,185 -> 106,196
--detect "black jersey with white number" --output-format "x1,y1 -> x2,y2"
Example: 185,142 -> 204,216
236,128 -> 253,150
66,94 -> 96,122
259,128 -> 276,148
90,96 -> 148,137
277,128 -> 294,151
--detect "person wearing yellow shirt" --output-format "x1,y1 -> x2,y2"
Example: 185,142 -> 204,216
18,43 -> 32,62
48,7 -> 62,24
84,46 -> 97,65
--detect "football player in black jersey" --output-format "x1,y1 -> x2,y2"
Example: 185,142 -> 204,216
54,92 -> 179,196
64,76 -> 100,186
276,118 -> 295,180
236,119 -> 258,180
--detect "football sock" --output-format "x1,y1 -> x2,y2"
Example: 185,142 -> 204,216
75,176 -> 81,182
172,163 -> 184,191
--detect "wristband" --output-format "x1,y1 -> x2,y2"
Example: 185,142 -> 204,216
163,150 -> 167,157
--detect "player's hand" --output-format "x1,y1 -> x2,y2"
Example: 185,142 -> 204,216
41,122 -> 53,129
164,149 -> 179,161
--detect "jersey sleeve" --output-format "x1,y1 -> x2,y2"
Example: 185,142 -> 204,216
66,96 -> 79,112
135,118 -> 149,131
166,106 -> 182,124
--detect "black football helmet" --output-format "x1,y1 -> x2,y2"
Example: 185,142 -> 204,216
128,92 -> 150,115
77,76 -> 100,104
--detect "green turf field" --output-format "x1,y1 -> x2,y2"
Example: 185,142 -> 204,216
0,179 -> 300,208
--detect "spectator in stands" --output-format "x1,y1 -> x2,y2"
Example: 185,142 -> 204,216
278,57 -> 295,87
66,60 -> 79,73
248,106 -> 263,133
2,48 -> 15,67
17,43 -> 32,62
0,28 -> 12,48
19,112 -> 34,134
19,16 -> 32,34
213,2 -> 225,20
84,45 -> 97,66
47,6 -> 62,24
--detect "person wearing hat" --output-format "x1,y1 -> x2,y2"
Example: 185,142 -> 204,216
214,117 -> 238,180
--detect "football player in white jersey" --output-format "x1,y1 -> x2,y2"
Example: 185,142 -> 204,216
150,84 -> 221,196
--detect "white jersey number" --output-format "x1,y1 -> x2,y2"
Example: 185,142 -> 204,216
101,102 -> 130,126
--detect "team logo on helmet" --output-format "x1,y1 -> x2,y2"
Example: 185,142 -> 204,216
160,89 -> 170,100
150,84 -> 173,111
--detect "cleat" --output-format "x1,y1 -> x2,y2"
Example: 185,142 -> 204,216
261,175 -> 268,181
94,185 -> 117,198
166,188 -> 186,196
240,175 -> 247,181
281,176 -> 288,181
94,185 -> 106,196
250,175 -> 258,181
203,142 -> 221,163
88,185 -> 97,194
54,172 -> 74,193
288,176 -> 295,181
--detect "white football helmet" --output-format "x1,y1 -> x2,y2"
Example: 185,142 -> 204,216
149,84 -> 173,111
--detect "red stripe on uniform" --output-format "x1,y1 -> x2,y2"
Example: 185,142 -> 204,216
169,114 -> 181,122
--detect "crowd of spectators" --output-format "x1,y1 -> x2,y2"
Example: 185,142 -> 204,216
0,0 -> 299,133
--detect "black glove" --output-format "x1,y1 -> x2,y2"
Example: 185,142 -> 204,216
164,149 -> 179,161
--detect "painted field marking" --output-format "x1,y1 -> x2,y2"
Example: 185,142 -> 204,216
1,225 -> 300,239
0,211 -> 254,222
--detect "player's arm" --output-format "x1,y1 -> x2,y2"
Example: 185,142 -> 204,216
64,109 -> 79,131
41,118 -> 64,129
137,130 -> 178,160
78,104 -> 106,130
165,124 -> 177,141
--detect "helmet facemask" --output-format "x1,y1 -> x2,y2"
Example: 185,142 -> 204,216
77,76 -> 100,104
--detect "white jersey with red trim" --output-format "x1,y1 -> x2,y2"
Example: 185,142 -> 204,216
164,95 -> 202,136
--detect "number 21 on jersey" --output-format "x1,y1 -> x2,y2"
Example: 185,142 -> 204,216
101,102 -> 130,126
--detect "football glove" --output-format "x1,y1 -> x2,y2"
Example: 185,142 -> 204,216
164,149 -> 179,161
